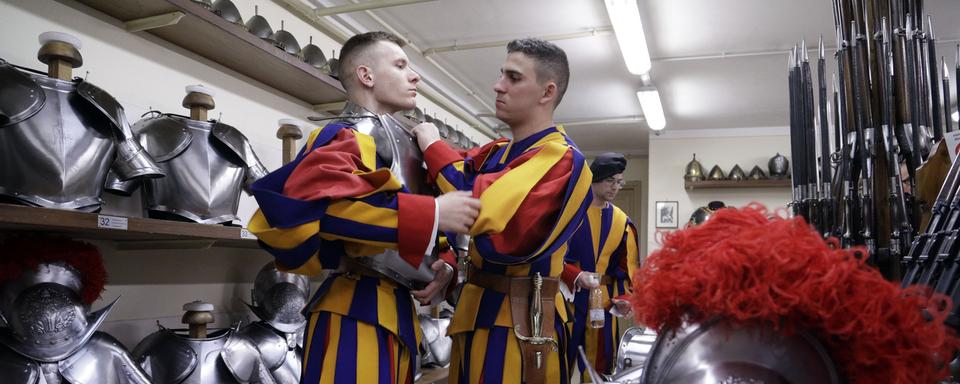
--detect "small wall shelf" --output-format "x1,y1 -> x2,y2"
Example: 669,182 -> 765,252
684,179 -> 792,190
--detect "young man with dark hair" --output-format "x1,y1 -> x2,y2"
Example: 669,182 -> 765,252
412,37 -> 592,383
249,31 -> 479,383
561,152 -> 640,380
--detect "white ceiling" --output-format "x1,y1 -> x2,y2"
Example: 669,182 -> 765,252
311,0 -> 960,155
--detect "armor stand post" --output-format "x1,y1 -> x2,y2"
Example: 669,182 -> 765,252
182,301 -> 215,338
37,36 -> 82,81
183,87 -> 215,121
276,119 -> 303,165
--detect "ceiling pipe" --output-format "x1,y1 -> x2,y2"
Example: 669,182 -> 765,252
655,38 -> 960,63
422,27 -> 613,56
314,0 -> 437,17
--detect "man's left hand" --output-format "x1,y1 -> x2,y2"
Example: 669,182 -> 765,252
411,259 -> 455,305
611,298 -> 633,318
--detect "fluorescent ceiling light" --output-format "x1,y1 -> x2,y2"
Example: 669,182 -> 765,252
604,0 -> 652,75
637,88 -> 665,130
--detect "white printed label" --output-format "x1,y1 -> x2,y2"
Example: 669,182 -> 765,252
945,130 -> 960,162
589,309 -> 605,322
240,228 -> 257,240
97,215 -> 128,230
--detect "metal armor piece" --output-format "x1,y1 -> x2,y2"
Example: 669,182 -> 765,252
238,321 -> 302,383
0,59 -> 45,126
0,62 -> 164,211
191,0 -> 214,10
640,320 -> 841,384
747,165 -> 767,180
245,14 -> 275,43
0,262 -> 119,362
689,201 -> 725,227
614,327 -> 657,377
247,262 -> 309,333
108,113 -> 267,224
301,40 -> 326,69
134,327 -> 276,384
728,164 -> 747,181
684,154 -> 705,182
337,102 -> 439,289
212,0 -> 243,24
0,341 -> 40,384
271,28 -> 301,56
768,153 -> 790,179
419,310 -> 453,367
707,165 -> 726,181
59,332 -> 152,384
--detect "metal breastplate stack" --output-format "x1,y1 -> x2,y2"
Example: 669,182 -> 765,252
334,102 -> 439,290
0,60 -> 163,211
109,112 -> 268,224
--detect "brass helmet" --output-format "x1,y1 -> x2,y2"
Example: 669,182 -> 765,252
728,164 -> 747,181
768,153 -> 790,179
707,165 -> 726,181
748,165 -> 768,180
684,154 -> 705,182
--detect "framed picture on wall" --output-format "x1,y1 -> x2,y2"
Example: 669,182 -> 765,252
655,201 -> 679,228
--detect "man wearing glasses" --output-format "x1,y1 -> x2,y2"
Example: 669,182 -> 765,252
561,152 -> 641,380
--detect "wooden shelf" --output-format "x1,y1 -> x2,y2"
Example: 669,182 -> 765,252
685,179 -> 792,190
0,203 -> 260,249
76,0 -> 345,106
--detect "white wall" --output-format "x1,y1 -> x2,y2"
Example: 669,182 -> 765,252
646,129 -> 792,255
0,0 -> 480,348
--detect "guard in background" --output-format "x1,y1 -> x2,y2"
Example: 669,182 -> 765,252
248,31 -> 479,384
561,152 -> 640,381
412,38 -> 593,383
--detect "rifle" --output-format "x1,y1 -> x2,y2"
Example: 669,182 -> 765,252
927,16 -> 943,142
943,58 -> 952,134
880,18 -> 913,269
818,36 -> 835,238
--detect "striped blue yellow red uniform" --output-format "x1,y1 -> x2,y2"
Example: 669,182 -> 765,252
561,202 -> 640,380
248,120 -> 438,384
422,126 -> 593,383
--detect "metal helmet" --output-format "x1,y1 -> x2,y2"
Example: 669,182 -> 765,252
689,201 -> 725,227
768,152 -> 790,179
0,262 -> 117,362
707,165 -> 726,181
270,22 -> 301,56
640,320 -> 841,384
191,0 -> 214,10
245,8 -> 275,43
614,327 -> 658,377
437,121 -> 450,138
324,54 -> 340,78
748,165 -> 767,180
247,262 -> 310,334
728,164 -> 747,181
301,37 -> 327,70
683,154 -> 705,182
212,0 -> 243,24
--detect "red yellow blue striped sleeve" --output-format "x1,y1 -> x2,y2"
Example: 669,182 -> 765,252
422,135 -> 593,265
248,123 -> 436,275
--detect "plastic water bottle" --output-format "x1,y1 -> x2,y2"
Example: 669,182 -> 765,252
587,273 -> 605,329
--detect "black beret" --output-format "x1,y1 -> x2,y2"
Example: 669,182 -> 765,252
590,152 -> 627,182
